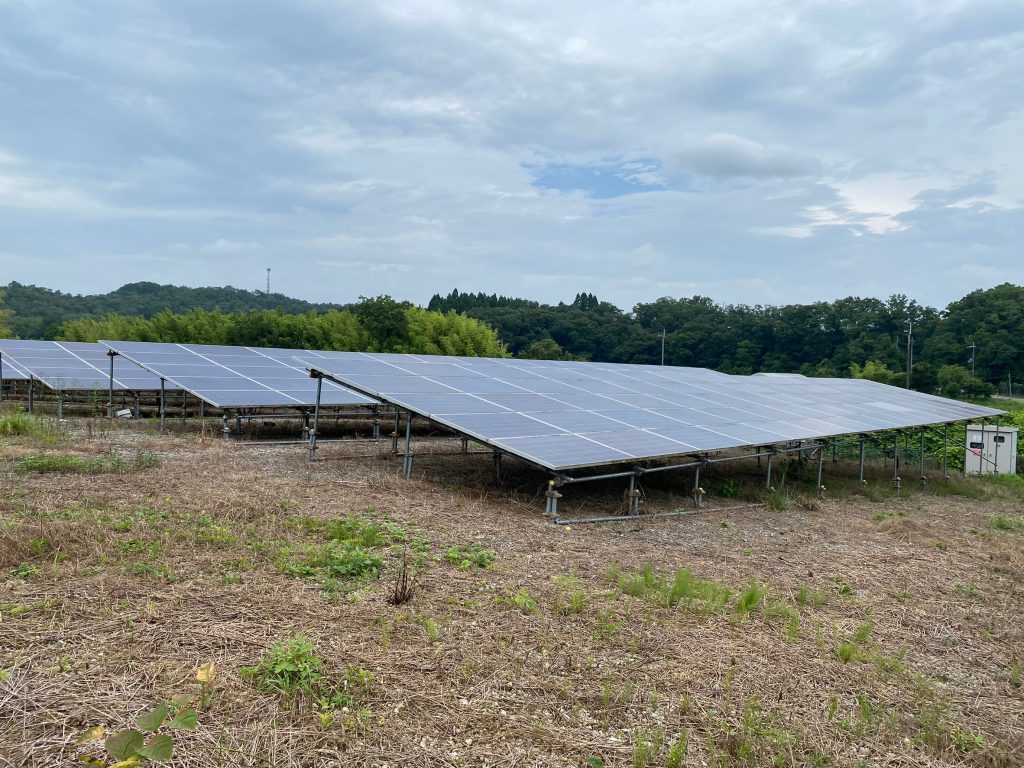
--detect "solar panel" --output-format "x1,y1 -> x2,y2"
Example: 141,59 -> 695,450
100,341 -> 376,409
296,352 -> 1003,471
0,340 -> 162,390
0,351 -> 29,380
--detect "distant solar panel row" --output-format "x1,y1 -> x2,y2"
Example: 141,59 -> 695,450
102,341 -> 375,408
0,340 -> 162,390
296,352 -> 1003,471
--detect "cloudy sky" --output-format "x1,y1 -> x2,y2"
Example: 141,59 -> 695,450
1,0 -> 1022,310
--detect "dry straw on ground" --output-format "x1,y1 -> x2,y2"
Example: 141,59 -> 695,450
0,421 -> 1022,767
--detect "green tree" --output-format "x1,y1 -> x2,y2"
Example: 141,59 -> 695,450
850,360 -> 902,386
0,289 -> 13,338
936,364 -> 993,398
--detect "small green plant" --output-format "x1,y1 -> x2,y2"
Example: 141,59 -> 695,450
1008,661 -> 1022,688
665,730 -> 687,768
497,587 -> 537,614
631,727 -> 663,768
735,580 -> 767,616
16,451 -> 159,475
989,515 -> 1022,532
240,634 -> 323,697
445,543 -> 496,570
11,562 -> 40,580
718,479 -> 741,498
75,662 -> 212,766
0,411 -> 36,436
950,727 -> 985,752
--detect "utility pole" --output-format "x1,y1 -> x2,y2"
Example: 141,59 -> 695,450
266,268 -> 271,296
905,320 -> 913,389
967,342 -> 977,375
661,327 -> 666,366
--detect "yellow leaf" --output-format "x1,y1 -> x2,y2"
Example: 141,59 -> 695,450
195,661 -> 216,683
75,726 -> 105,745
78,757 -> 106,767
109,758 -> 143,768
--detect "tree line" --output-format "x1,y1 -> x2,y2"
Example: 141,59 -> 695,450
53,297 -> 506,358
429,284 -> 1022,394
2,281 -> 1021,395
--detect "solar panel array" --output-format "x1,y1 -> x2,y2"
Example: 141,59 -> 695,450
101,341 -> 377,409
296,352 -> 1003,471
0,340 -> 161,390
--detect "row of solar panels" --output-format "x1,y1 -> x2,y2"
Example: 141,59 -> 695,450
0,339 -> 1003,471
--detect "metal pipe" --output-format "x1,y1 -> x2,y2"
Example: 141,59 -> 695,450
919,428 -> 926,483
58,392 -> 64,420
308,374 -> 323,460
159,378 -> 166,430
816,442 -> 825,496
28,376 -> 34,413
858,437 -> 866,483
942,423 -> 949,480
893,432 -> 900,492
628,473 -> 637,515
0,352 -> 4,403
554,502 -> 764,526
133,393 -> 140,420
493,451 -> 503,481
765,451 -> 774,489
181,391 -> 188,423
403,413 -> 414,478
107,351 -> 115,419
392,411 -> 400,453
993,417 -> 1002,475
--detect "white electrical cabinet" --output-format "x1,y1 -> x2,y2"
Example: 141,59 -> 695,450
964,424 -> 1018,475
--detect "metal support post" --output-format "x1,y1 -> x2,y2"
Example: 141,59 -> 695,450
461,437 -> 469,454
372,415 -> 380,441
221,414 -> 230,441
993,417 -> 1002,475
133,394 -> 140,420
181,391 -> 188,423
919,429 -> 927,484
942,424 -> 949,481
28,376 -> 34,413
199,400 -> 205,419
58,392 -> 64,420
692,462 -> 704,508
893,432 -> 901,494
627,473 -> 642,515
858,437 -> 866,483
402,413 -> 414,478
235,413 -> 242,434
816,442 -> 826,497
493,451 -> 503,481
107,351 -> 115,419
765,451 -> 774,490
544,480 -> 562,518
159,378 -> 166,430
391,411 -> 400,453
0,352 -> 4,403
308,375 -> 323,460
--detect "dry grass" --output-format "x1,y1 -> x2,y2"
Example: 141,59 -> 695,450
0,423 -> 1022,767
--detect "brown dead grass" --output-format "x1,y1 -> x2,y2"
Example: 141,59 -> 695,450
0,423 -> 1022,767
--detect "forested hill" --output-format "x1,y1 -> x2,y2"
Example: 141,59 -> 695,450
1,281 -> 1021,392
1,281 -> 342,339
428,285 -> 1024,389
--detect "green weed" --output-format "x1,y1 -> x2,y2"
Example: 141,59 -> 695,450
10,562 -> 40,580
239,634 -> 324,697
445,543 -> 496,570
735,580 -> 767,616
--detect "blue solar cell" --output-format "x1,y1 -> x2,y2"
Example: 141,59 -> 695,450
101,341 -> 374,408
